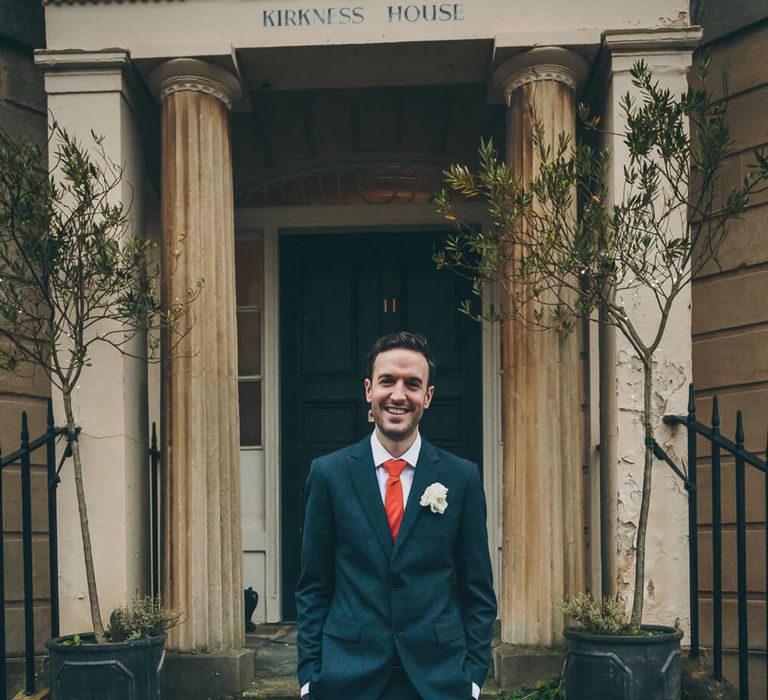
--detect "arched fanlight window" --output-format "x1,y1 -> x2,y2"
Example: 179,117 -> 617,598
235,162 -> 446,207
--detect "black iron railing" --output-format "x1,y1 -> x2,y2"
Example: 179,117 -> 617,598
0,399 -> 71,696
149,422 -> 161,600
656,384 -> 768,699
1,406 -> 161,697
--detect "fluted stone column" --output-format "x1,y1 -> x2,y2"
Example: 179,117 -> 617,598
494,48 -> 588,648
148,59 -> 243,655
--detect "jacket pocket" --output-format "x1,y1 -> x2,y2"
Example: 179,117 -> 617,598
433,616 -> 465,645
323,614 -> 362,643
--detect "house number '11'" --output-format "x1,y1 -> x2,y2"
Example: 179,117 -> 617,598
383,298 -> 398,313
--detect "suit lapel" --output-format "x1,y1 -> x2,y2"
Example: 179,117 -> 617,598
393,439 -> 440,558
348,438 -> 394,559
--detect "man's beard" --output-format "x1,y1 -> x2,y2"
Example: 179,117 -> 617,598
372,407 -> 419,442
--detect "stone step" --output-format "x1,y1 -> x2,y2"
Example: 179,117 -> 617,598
240,675 -> 298,698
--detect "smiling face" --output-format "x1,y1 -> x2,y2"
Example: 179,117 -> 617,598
364,347 -> 434,455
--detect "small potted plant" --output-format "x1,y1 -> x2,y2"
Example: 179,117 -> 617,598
47,596 -> 182,697
0,124 -> 197,697
435,59 -> 768,698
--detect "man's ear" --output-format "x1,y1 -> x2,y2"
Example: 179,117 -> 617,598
364,378 -> 372,402
424,385 -> 434,409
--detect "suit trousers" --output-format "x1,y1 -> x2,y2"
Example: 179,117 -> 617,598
307,668 -> 422,700
378,666 -> 422,700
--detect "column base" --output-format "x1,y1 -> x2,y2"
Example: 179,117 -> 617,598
494,643 -> 565,690
166,648 -> 255,700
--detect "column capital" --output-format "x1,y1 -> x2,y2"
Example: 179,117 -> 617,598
493,47 -> 588,104
148,58 -> 242,110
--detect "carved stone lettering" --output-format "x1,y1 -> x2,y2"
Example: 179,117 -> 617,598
387,3 -> 464,22
262,6 -> 365,27
261,4 -> 465,28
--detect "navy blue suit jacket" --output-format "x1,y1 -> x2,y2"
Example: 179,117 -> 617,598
295,436 -> 497,699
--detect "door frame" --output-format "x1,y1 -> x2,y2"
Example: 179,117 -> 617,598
236,203 -> 500,623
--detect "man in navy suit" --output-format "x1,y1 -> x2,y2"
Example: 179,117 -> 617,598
296,331 -> 497,699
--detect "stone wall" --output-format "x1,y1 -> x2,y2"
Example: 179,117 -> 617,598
0,0 -> 51,691
693,12 -> 768,700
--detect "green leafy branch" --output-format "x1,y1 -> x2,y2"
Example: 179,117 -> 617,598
0,124 -> 199,641
435,59 -> 768,627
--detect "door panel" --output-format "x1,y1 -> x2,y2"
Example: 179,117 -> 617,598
279,231 -> 482,620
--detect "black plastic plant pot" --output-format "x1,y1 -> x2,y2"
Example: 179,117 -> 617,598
46,633 -> 166,699
563,625 -> 683,700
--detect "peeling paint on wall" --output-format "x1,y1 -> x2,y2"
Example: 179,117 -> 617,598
658,11 -> 690,28
611,280 -> 692,621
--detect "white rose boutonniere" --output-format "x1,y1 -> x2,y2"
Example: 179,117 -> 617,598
420,482 -> 448,514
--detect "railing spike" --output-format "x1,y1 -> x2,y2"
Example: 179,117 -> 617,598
688,383 -> 696,415
151,422 -> 158,450
21,411 -> 29,442
46,398 -> 54,431
711,395 -> 720,429
735,410 -> 745,446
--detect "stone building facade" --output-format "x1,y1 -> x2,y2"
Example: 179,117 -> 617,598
0,0 -> 51,692
2,0 -> 763,697
691,2 -> 768,697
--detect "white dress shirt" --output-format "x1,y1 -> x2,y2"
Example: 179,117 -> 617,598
301,431 -> 480,699
371,429 -> 420,502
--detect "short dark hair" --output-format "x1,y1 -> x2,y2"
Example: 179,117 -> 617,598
366,331 -> 436,386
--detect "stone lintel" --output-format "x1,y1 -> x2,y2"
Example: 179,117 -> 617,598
584,27 -> 700,103
603,28 -> 700,99
33,48 -> 155,126
603,26 -> 704,55
165,648 -> 255,700
493,28 -> 602,52
34,49 -> 130,96
494,643 -> 566,691
33,48 -> 129,74
43,0 -> 182,4
34,48 -> 129,101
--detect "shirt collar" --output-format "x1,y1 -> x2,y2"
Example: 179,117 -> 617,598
370,430 -> 422,468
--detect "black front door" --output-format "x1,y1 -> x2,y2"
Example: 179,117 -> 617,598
279,231 -> 482,620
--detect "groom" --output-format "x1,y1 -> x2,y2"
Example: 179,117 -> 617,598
296,331 -> 497,699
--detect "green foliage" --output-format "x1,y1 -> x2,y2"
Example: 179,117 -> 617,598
0,124 -> 198,640
504,675 -> 565,700
558,593 -> 641,636
436,59 -> 768,627
436,59 -> 768,360
0,124 -> 198,393
107,596 -> 183,643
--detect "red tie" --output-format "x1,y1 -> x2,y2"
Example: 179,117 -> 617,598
383,459 -> 408,541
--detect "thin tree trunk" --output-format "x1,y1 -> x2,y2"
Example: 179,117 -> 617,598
630,358 -> 654,628
63,390 -> 105,642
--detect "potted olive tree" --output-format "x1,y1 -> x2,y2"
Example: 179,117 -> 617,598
435,60 -> 768,699
0,125 -> 195,697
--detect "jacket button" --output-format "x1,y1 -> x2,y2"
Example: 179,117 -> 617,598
394,628 -> 403,636
393,583 -> 404,591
